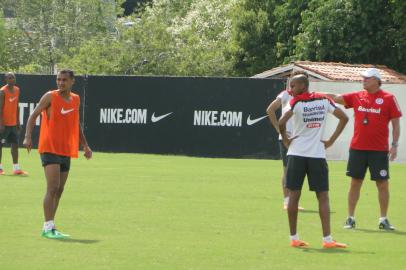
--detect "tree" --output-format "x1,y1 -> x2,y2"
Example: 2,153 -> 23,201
61,0 -> 237,76
392,0 -> 406,73
273,0 -> 308,64
295,0 -> 402,72
4,0 -> 118,73
229,0 -> 281,76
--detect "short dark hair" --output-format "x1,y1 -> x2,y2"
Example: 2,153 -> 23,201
58,69 -> 74,79
290,70 -> 309,78
291,74 -> 309,88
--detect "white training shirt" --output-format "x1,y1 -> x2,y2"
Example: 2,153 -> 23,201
287,92 -> 337,158
277,90 -> 293,140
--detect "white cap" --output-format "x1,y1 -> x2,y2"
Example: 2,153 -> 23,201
361,68 -> 381,80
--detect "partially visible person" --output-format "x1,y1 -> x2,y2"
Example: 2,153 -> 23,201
326,68 -> 402,230
279,74 -> 348,248
24,69 -> 92,239
0,72 -> 27,175
266,70 -> 308,210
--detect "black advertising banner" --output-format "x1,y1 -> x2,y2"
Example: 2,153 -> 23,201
84,76 -> 285,158
0,73 -> 85,146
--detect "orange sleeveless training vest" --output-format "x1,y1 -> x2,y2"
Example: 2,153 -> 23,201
38,90 -> 80,158
1,85 -> 20,126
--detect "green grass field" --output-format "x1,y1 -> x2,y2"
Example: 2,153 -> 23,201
1,150 -> 405,270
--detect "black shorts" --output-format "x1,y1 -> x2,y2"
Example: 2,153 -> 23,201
279,140 -> 288,167
40,153 -> 71,172
0,126 -> 18,144
286,155 -> 329,192
346,149 -> 389,181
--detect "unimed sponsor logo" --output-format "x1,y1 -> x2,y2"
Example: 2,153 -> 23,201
193,110 -> 243,127
100,108 -> 147,124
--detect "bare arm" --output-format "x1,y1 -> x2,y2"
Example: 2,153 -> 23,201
266,98 -> 282,133
319,92 -> 347,106
323,107 -> 349,148
389,118 -> 400,161
16,96 -> 20,130
278,110 -> 294,148
79,124 -> 92,159
23,92 -> 52,152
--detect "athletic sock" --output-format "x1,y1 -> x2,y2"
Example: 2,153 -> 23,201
323,235 -> 333,243
290,234 -> 299,241
43,220 -> 55,232
0,164 -> 3,170
348,216 -> 355,220
379,217 -> 387,223
13,164 -> 20,171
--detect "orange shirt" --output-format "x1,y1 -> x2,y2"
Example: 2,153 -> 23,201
38,90 -> 80,158
1,85 -> 20,126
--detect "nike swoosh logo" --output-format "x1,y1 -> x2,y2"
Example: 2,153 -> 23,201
247,115 -> 268,126
151,112 -> 173,123
61,108 -> 74,115
9,97 -> 17,102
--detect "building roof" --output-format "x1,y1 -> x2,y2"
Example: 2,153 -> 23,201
252,61 -> 406,84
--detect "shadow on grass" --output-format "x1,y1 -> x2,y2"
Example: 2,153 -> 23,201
54,238 -> 100,244
355,228 -> 406,235
299,247 -> 374,254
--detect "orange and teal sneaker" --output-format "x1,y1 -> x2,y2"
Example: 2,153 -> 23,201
290,239 -> 309,247
323,241 -> 347,248
13,169 -> 28,176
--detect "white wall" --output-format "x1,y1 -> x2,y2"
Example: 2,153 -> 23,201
309,81 -> 406,162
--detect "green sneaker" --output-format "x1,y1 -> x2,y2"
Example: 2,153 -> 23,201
41,229 -> 69,239
54,229 -> 70,238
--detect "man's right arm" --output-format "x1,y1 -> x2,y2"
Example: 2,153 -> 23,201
320,92 -> 347,106
23,92 -> 51,152
266,98 -> 282,133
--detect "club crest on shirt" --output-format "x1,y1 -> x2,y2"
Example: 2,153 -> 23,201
375,98 -> 384,105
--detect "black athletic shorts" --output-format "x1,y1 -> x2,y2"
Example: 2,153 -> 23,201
40,153 -> 71,172
346,149 -> 389,181
0,126 -> 18,144
279,140 -> 288,167
286,155 -> 329,192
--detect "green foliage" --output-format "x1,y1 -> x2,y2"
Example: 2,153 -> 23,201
2,0 -> 406,75
230,0 -> 278,76
61,0 -> 237,76
0,15 -> 5,64
2,0 -> 117,73
295,0 -> 404,72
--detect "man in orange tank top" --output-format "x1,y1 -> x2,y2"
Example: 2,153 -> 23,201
24,69 -> 92,239
0,72 -> 28,175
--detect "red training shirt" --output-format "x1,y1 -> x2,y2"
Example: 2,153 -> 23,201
342,89 -> 402,151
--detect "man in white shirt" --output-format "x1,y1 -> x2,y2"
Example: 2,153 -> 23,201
279,74 -> 348,248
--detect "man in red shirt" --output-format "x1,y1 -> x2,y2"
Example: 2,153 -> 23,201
329,68 -> 402,230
